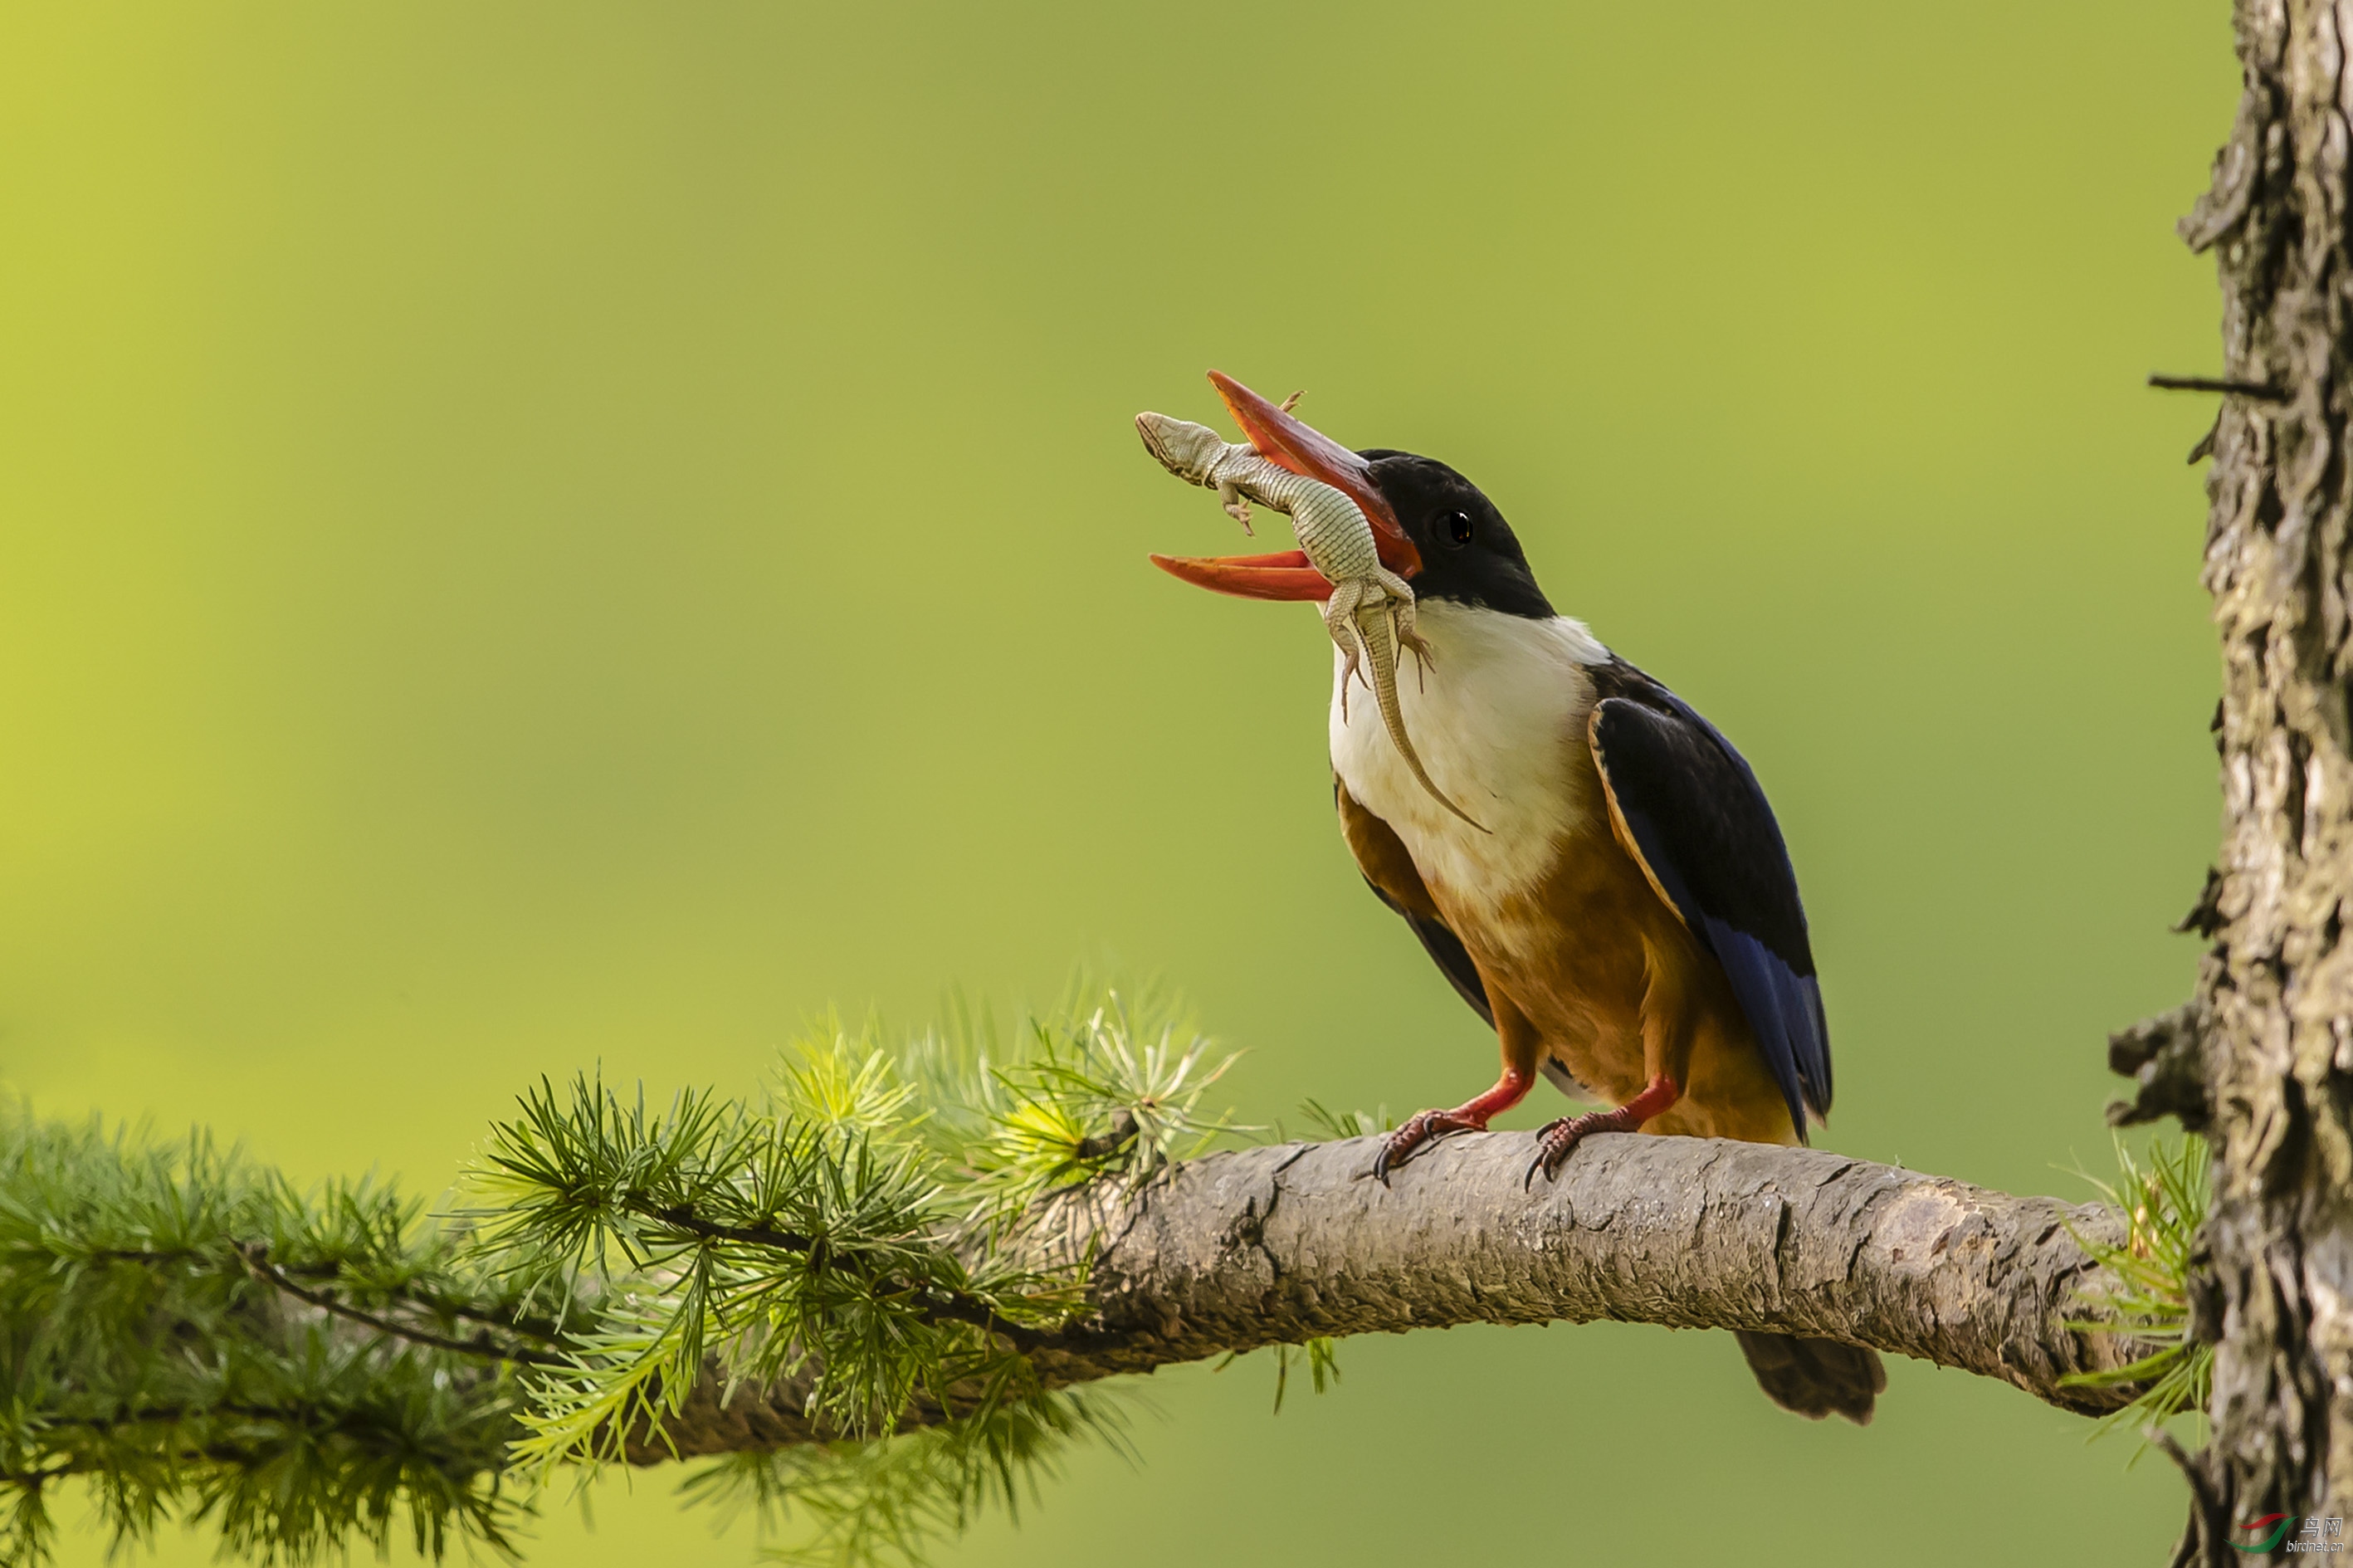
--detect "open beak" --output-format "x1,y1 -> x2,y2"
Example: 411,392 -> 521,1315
1147,547 -> 1333,600
1149,371 -> 1423,601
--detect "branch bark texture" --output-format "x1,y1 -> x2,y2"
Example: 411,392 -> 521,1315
632,1130 -> 2141,1463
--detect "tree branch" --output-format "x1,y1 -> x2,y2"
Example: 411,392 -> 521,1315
641,1202 -> 1056,1351
2107,996 -> 2214,1131
232,1243 -> 572,1370
623,1129 -> 2146,1461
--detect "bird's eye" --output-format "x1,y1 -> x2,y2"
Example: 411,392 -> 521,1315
1444,510 -> 1475,546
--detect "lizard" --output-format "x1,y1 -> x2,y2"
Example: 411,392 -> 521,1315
1135,408 -> 1486,832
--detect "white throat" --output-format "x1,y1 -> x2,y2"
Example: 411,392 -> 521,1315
1328,602 -> 1609,908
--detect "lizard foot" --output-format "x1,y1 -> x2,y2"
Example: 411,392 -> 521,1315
1398,620 -> 1435,689
1217,481 -> 1255,534
1324,587 -> 1373,720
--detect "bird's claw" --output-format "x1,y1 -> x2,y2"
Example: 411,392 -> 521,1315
1370,1109 -> 1477,1185
1524,1112 -> 1604,1190
1370,1119 -> 1422,1185
1523,1093 -> 1662,1189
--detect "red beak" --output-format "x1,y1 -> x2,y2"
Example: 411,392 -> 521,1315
1150,371 -> 1422,601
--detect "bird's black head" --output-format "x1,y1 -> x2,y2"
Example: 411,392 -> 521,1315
1360,451 -> 1553,620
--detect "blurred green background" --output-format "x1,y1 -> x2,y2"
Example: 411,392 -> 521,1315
2,2 -> 2232,1563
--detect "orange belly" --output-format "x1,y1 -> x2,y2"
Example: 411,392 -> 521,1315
1335,769 -> 1799,1146
1429,827 -> 1799,1146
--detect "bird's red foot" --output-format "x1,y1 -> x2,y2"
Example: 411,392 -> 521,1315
1367,1067 -> 1540,1185
1525,1075 -> 1682,1189
1371,1107 -> 1488,1185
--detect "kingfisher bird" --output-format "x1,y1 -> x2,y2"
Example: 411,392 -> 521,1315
1149,373 -> 1885,1424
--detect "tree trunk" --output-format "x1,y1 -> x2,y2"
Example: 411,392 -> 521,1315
2177,1 -> 2353,1556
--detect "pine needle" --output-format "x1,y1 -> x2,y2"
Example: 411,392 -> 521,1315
2062,1132 -> 2213,1458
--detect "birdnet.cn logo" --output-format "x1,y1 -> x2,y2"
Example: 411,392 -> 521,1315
2233,1514 -> 2345,1553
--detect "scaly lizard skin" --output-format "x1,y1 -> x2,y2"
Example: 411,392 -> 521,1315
1136,413 -> 1485,830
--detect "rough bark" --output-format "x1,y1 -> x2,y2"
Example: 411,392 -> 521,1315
2173,1 -> 2353,1556
625,1130 -> 2145,1462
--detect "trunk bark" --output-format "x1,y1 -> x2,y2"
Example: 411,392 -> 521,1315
2176,1 -> 2353,1556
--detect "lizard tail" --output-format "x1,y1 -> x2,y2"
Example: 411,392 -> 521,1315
1362,609 -> 1487,833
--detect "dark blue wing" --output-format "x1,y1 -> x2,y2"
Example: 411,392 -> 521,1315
1364,878 -> 1494,1026
1585,660 -> 1830,1139
1336,778 -> 1496,1027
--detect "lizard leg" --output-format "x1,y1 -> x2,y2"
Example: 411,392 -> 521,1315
1324,580 -> 1371,720
1216,479 -> 1254,533
1393,606 -> 1433,687
1378,569 -> 1434,683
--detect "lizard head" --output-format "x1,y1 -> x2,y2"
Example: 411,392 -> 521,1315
1132,412 -> 1228,486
